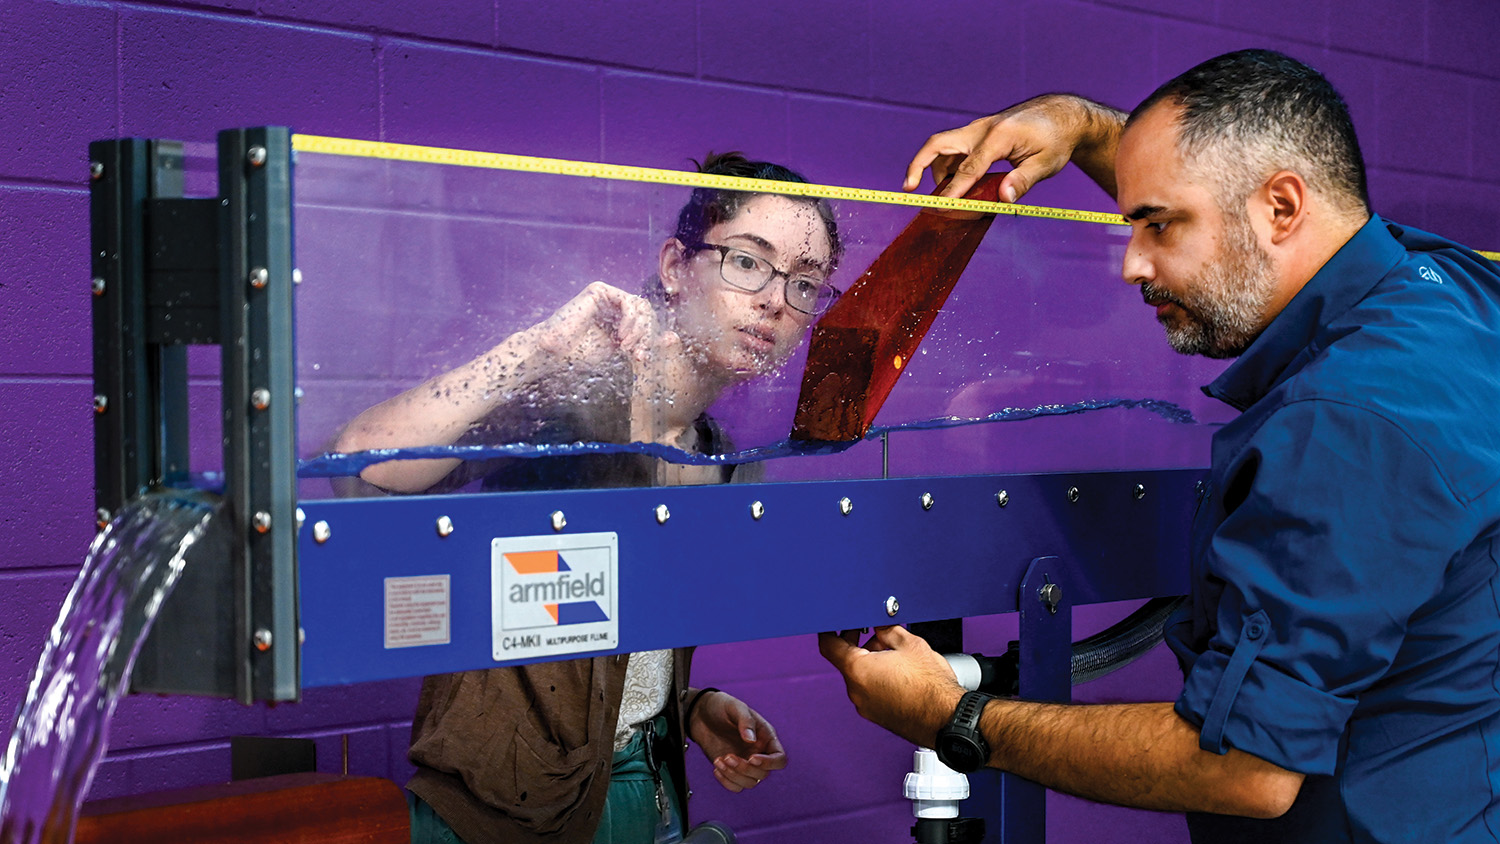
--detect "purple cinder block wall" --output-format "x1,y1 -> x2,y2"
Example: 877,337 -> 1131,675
3,1 -> 1498,842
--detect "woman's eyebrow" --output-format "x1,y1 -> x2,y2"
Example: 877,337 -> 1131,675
722,232 -> 830,272
720,232 -> 776,252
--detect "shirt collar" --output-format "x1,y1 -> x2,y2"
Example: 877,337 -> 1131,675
1203,215 -> 1405,411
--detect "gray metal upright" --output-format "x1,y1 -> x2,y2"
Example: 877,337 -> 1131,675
89,128 -> 300,704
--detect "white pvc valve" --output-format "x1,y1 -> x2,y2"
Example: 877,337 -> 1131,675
944,652 -> 983,692
903,748 -> 970,819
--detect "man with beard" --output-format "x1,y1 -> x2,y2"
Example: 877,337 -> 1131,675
821,49 -> 1500,842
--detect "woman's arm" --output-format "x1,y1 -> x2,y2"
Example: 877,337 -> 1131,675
330,281 -> 664,493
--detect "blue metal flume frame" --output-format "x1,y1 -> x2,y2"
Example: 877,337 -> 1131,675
297,468 -> 1197,688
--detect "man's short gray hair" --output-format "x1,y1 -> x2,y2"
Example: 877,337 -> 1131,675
1129,49 -> 1370,222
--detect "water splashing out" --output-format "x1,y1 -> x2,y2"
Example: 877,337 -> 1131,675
0,491 -> 221,844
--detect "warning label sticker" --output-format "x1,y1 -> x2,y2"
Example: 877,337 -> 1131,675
384,575 -> 451,649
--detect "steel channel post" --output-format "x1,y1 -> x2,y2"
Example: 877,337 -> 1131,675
218,127 -> 299,702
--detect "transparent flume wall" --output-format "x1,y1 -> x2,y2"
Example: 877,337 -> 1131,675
290,140 -> 1235,501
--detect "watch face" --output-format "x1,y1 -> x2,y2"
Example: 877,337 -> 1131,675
939,734 -> 982,771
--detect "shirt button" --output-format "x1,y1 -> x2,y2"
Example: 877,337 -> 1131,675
1246,621 -> 1265,640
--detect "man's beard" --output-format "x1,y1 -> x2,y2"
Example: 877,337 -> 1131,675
1141,214 -> 1277,359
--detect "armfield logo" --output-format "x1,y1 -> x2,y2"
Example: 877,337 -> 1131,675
501,549 -> 611,628
491,532 -> 618,662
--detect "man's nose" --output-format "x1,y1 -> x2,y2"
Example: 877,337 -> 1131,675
1121,238 -> 1153,286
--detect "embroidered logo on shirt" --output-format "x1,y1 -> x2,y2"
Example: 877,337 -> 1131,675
1419,266 -> 1445,284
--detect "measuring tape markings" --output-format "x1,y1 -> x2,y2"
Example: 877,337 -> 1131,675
290,134 -> 1500,262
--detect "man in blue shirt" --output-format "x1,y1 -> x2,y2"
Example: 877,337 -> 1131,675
820,49 -> 1500,841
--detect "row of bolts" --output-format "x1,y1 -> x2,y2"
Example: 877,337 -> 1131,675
91,148 -> 296,655
89,145 -> 299,419
303,482 -> 1150,544
98,481 -> 1148,654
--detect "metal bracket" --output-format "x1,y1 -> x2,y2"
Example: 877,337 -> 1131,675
965,556 -> 1074,843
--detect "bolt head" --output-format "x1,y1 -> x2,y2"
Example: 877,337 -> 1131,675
654,504 -> 670,524
838,497 -> 853,516
885,596 -> 900,617
89,161 -> 105,181
247,146 -> 268,167
91,277 -> 106,296
253,629 -> 273,651
551,510 -> 567,532
920,492 -> 934,511
93,394 -> 108,414
292,268 -> 304,285
1038,582 -> 1063,611
1133,483 -> 1146,500
1067,486 -> 1080,503
248,267 -> 269,289
436,515 -> 454,537
250,388 -> 271,411
312,520 -> 331,544
749,500 -> 765,520
95,507 -> 112,529
252,511 -> 272,534
996,490 -> 1009,507
296,507 -> 306,530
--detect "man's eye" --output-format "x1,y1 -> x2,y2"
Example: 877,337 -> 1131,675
1147,221 -> 1169,234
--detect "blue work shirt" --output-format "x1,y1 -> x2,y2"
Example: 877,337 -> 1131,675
1164,216 -> 1500,843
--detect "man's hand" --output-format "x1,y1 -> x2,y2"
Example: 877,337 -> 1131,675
822,628 -> 1306,818
817,626 -> 967,747
687,690 -> 787,793
903,94 -> 1127,203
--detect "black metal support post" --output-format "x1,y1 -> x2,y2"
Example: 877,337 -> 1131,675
218,127 -> 299,702
88,128 -> 298,704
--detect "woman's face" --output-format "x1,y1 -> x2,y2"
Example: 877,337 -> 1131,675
661,194 -> 835,380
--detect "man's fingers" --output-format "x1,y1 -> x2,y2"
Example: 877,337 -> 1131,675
818,630 -> 861,667
996,150 -> 1064,204
906,125 -> 988,192
904,137 -> 952,191
869,624 -> 916,650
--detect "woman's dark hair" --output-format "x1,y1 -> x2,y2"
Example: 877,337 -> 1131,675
671,151 -> 844,271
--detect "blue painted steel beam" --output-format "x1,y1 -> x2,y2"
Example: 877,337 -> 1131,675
297,468 -> 1197,688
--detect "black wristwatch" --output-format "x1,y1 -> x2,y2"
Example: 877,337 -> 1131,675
934,690 -> 993,773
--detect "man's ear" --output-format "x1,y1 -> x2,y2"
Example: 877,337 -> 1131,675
1260,170 -> 1309,245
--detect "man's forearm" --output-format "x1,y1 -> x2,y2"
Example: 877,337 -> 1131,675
980,699 -> 1301,818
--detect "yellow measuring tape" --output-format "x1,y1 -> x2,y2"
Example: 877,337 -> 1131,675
291,134 -> 1500,262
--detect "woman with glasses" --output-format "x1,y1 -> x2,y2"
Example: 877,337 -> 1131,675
333,153 -> 843,844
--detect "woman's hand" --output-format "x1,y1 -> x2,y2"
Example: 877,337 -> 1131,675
687,690 -> 787,793
521,281 -> 674,378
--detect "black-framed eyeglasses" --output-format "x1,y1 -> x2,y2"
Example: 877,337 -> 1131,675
686,242 -> 839,316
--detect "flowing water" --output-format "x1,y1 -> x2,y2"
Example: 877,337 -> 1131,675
0,490 -> 221,844
298,397 -> 1201,478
